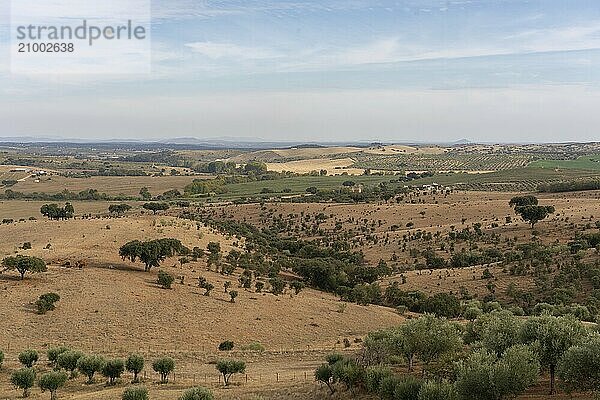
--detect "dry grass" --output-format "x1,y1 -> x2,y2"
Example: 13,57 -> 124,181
9,175 -> 197,196
266,158 -> 364,175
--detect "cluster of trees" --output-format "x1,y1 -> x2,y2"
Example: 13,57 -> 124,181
40,203 -> 75,220
315,312 -> 599,399
119,239 -> 188,272
4,189 -> 113,201
538,179 -> 600,193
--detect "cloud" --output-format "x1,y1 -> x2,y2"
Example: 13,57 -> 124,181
185,42 -> 280,60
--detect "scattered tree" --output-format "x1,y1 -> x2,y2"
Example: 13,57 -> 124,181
126,354 -> 145,383
38,371 -> 68,400
102,358 -> 125,385
216,359 -> 246,386
514,205 -> 555,229
142,202 -> 169,215
18,350 -> 38,368
77,355 -> 106,384
157,270 -> 175,289
229,290 -> 238,303
11,368 -> 36,398
152,357 -> 175,384
36,293 -> 60,314
2,255 -> 47,280
109,204 -> 132,215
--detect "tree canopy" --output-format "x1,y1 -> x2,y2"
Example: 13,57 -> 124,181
119,239 -> 188,271
2,255 -> 47,279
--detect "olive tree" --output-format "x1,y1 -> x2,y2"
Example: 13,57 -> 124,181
102,358 -> 125,385
77,355 -> 106,384
558,333 -> 600,395
38,371 -> 68,400
315,364 -> 336,394
11,368 -> 36,398
152,357 -> 175,384
216,359 -> 246,386
455,345 -> 539,400
520,314 -> 586,394
2,255 -> 47,280
469,311 -> 522,356
18,350 -> 39,368
57,350 -> 84,378
126,354 -> 144,383
179,387 -> 214,400
47,347 -> 69,367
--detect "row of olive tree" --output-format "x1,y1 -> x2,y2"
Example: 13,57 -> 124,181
317,312 -> 599,399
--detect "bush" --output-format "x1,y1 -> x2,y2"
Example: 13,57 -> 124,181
179,387 -> 214,400
218,341 -> 234,351
11,368 -> 36,397
77,355 -> 106,383
126,354 -> 145,383
240,342 -> 265,352
315,364 -> 335,394
418,380 -> 458,400
57,350 -> 84,377
365,366 -> 392,393
0,350 -> 4,369
153,357 -> 175,384
122,386 -> 149,400
379,375 -> 403,400
157,270 -> 175,289
216,359 -> 246,386
102,358 -> 125,385
325,353 -> 344,365
18,350 -> 38,368
394,375 -> 422,400
39,371 -> 68,399
47,347 -> 69,366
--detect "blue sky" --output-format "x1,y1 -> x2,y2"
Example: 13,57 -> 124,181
1,0 -> 600,142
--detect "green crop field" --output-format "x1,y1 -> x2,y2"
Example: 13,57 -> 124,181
529,155 -> 600,170
410,167 -> 600,192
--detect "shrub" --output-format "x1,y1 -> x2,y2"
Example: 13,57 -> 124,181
315,364 -> 335,394
379,375 -> 402,400
153,357 -> 175,384
365,366 -> 392,393
77,355 -> 106,384
36,293 -> 60,314
57,350 -> 84,377
47,347 -> 69,366
179,387 -> 214,400
39,371 -> 68,400
325,353 -> 344,365
394,375 -> 422,400
0,350 -> 4,369
240,342 -> 265,352
157,270 -> 175,289
216,359 -> 246,386
229,290 -> 238,303
126,354 -> 145,383
19,350 -> 39,368
11,368 -> 36,397
122,386 -> 149,400
102,358 -> 125,385
218,341 -> 234,351
418,380 -> 458,400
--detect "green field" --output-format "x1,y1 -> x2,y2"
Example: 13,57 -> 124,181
410,167 -> 600,192
529,155 -> 600,170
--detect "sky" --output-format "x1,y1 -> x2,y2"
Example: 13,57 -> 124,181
1,0 -> 600,143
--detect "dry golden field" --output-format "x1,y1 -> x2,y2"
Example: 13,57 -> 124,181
8,175 -> 198,196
